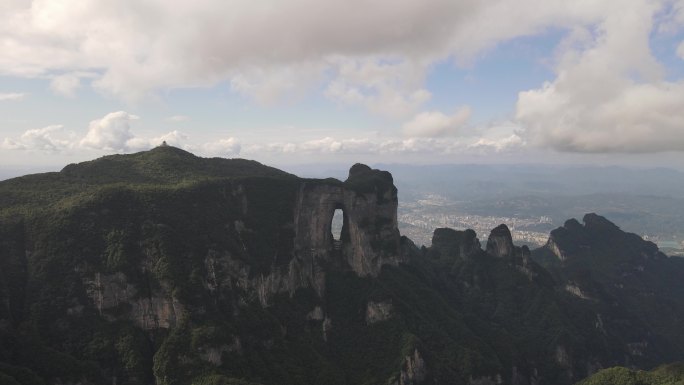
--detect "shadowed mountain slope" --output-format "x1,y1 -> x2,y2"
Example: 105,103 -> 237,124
0,147 -> 683,385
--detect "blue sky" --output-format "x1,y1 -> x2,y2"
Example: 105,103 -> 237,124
1,0 -> 684,174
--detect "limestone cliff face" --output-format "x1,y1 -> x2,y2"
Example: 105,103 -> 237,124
84,272 -> 184,330
390,349 -> 427,385
366,300 -> 393,324
7,147 -> 684,385
535,213 -> 682,370
79,163 -> 404,316
543,213 -> 666,263
293,164 -> 402,278
203,247 -> 324,307
484,225 -> 540,280
429,228 -> 481,260
219,163 -> 403,306
486,224 -> 515,258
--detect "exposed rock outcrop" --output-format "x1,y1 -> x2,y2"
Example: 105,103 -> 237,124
366,300 -> 393,324
293,164 -> 403,278
84,272 -> 184,330
184,162 -> 404,309
483,226 -> 541,280
430,228 -> 481,260
391,349 -> 427,385
8,146 -> 684,385
543,213 -> 666,263
486,224 -> 515,258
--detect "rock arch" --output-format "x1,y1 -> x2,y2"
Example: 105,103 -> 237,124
293,164 -> 403,277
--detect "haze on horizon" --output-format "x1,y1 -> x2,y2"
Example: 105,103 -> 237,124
1,0 -> 684,173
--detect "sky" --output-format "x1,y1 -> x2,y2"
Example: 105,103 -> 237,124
1,0 -> 684,175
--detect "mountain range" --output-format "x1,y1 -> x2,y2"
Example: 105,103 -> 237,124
0,146 -> 683,385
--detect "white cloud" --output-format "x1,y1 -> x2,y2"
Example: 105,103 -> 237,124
79,111 -> 139,151
243,133 -> 519,157
0,111 -> 197,155
79,111 -> 190,151
230,63 -> 325,105
467,121 -> 525,152
0,0 -> 635,109
202,138 -> 241,157
166,115 -> 190,123
127,130 -> 189,151
1,125 -> 72,152
325,58 -> 432,118
1,0 -> 684,152
468,135 -> 524,152
677,41 -> 684,60
516,1 -> 684,153
658,0 -> 684,34
50,73 -> 82,97
0,92 -> 27,101
402,107 -> 471,137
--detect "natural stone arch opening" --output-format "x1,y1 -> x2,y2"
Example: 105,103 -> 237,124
329,203 -> 349,253
331,208 -> 344,241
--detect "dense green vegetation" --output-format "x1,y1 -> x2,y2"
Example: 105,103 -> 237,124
0,146 -> 294,215
1,147 -> 684,385
576,363 -> 684,385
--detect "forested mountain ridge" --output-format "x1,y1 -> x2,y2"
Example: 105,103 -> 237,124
0,146 -> 682,385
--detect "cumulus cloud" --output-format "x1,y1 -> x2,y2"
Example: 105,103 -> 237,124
1,125 -> 71,152
202,138 -> 241,157
0,0 -> 465,105
325,58 -> 432,118
0,0 -> 637,111
231,63 -> 325,105
467,122 -> 526,152
127,130 -> 189,151
79,111 -> 139,151
0,92 -> 27,101
402,107 -> 471,137
78,112 -> 191,151
516,0 -> 684,153
2,0 -> 683,152
468,135 -> 524,152
50,73 -> 83,97
242,134 -> 519,157
2,111 -> 192,154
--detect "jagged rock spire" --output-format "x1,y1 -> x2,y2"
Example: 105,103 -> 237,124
486,224 -> 514,258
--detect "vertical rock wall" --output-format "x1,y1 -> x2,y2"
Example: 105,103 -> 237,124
293,164 -> 403,277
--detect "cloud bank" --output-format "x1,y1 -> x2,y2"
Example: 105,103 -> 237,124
2,111 -> 196,154
1,0 -> 683,153
2,110 -> 522,159
402,107 -> 471,137
0,92 -> 27,101
516,0 -> 684,153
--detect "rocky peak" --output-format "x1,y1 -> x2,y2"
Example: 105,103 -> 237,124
348,163 -> 372,178
293,164 -> 402,279
582,213 -> 621,234
486,224 -> 515,258
430,228 -> 481,260
344,163 -> 395,196
544,213 -> 665,262
545,220 -> 590,262
563,218 -> 584,232
484,226 -> 539,279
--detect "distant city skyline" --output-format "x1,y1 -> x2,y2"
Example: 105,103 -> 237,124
1,0 -> 684,171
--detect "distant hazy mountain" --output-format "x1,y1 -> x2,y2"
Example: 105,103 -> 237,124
368,164 -> 684,202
